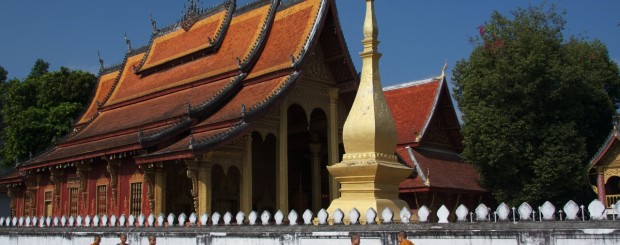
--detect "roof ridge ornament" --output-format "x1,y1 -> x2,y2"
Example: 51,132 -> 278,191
97,51 -> 104,71
181,0 -> 204,31
124,33 -> 132,53
150,13 -> 159,34
438,59 -> 448,79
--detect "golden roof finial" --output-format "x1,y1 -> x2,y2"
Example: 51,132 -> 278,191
424,168 -> 431,186
438,59 -> 448,79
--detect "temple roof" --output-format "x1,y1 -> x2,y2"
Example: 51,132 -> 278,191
20,0 -> 357,171
0,170 -> 22,185
384,77 -> 463,150
385,77 -> 483,193
397,147 -> 485,193
589,129 -> 620,168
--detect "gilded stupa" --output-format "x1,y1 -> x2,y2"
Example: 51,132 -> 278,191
326,0 -> 412,223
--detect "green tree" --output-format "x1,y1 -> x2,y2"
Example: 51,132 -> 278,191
28,59 -> 49,79
0,66 -> 7,84
0,61 -> 96,167
0,66 -> 7,165
452,6 -> 620,206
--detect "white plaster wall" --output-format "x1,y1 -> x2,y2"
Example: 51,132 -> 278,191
211,237 -> 279,245
1,233 -> 619,245
411,239 -> 517,245
556,238 -> 620,245
300,238 -> 382,245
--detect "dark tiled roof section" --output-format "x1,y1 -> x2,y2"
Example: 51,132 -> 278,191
396,147 -> 485,192
24,126 -> 167,169
69,77 -> 234,142
135,126 -> 230,163
385,79 -> 441,145
0,170 -> 21,185
196,74 -> 292,127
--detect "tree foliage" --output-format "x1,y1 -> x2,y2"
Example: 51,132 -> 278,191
452,6 -> 620,205
0,66 -> 7,165
0,60 -> 96,167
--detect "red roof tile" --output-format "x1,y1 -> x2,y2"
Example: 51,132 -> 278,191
385,79 -> 442,145
106,4 -> 272,105
140,10 -> 228,70
248,0 -> 321,78
77,71 -> 120,125
396,147 -> 485,192
68,77 -> 234,142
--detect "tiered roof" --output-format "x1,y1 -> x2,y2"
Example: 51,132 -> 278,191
384,77 -> 484,193
19,0 -> 357,172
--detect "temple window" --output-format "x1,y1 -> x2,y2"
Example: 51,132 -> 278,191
69,188 -> 79,217
96,185 -> 107,216
130,182 -> 142,216
44,191 -> 53,217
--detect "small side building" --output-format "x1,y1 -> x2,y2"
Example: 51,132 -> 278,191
589,128 -> 620,208
384,75 -> 489,221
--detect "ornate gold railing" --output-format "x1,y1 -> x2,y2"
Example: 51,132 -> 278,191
606,194 -> 620,207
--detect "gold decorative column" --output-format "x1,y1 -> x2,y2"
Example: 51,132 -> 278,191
187,158 -> 211,214
75,163 -> 90,213
49,168 -> 64,215
105,160 -> 121,210
327,88 -> 340,201
204,163 -> 213,214
277,101 -> 289,214
154,165 -> 165,215
198,163 -> 210,214
241,135 -> 253,214
326,0 -> 412,222
185,159 -> 201,213
143,166 -> 156,215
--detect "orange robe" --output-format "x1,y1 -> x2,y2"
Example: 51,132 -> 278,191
400,240 -> 414,245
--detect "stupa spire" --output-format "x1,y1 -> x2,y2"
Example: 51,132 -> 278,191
326,0 -> 412,223
342,0 -> 397,156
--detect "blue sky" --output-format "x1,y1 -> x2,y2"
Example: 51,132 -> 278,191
0,0 -> 618,88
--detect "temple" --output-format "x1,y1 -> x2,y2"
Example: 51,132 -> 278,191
588,127 -> 620,209
0,0 -> 485,221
